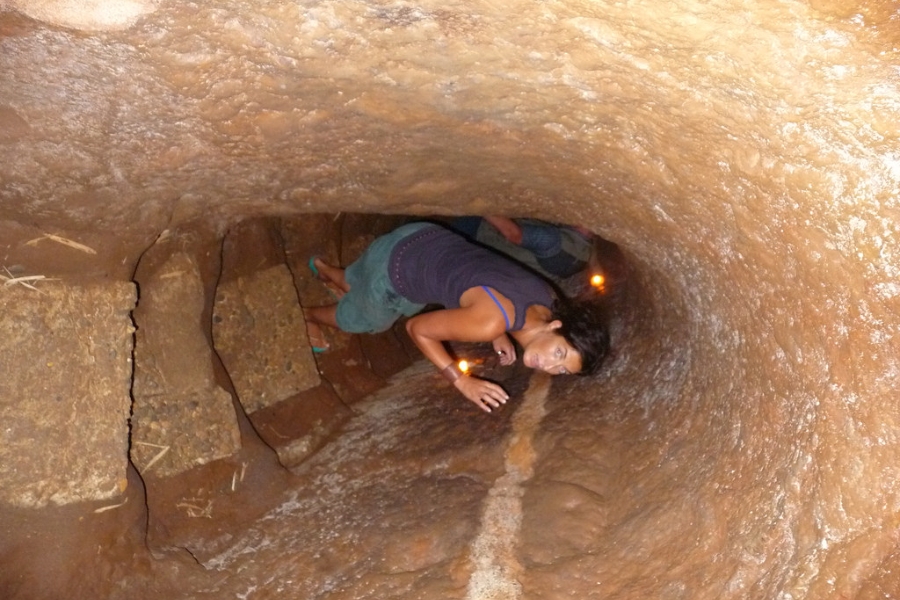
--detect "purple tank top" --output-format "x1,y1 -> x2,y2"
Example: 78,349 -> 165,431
389,224 -> 554,331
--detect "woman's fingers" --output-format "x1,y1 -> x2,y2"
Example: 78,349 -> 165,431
498,349 -> 516,366
479,392 -> 505,411
493,338 -> 517,366
457,377 -> 509,413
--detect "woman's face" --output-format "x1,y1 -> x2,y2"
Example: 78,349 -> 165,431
521,325 -> 582,375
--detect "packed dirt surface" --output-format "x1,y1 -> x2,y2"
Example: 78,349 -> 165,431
5,348 -> 637,600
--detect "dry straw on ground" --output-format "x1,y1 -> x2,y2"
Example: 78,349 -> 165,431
25,233 -> 97,254
1,267 -> 53,292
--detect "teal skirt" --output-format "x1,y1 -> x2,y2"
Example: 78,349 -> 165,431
335,223 -> 429,333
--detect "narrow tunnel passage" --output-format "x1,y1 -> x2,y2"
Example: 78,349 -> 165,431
158,206 -> 699,600
2,160 -> 898,600
3,193 -> 899,599
106,211 -> 639,599
2,0 -> 900,597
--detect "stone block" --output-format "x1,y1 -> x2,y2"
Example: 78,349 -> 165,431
248,385 -> 353,468
131,252 -> 241,478
212,264 -> 321,414
0,279 -> 135,507
359,326 -> 417,379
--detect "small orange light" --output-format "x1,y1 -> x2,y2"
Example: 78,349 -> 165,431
590,273 -> 605,287
458,360 -> 469,374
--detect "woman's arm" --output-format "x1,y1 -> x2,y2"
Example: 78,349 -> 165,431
405,304 -> 510,413
484,215 -> 523,245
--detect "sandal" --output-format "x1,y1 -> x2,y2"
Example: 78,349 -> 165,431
306,320 -> 331,353
308,256 -> 343,299
308,256 -> 324,280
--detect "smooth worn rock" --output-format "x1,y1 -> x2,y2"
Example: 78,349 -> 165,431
8,0 -> 157,31
0,279 -> 135,507
247,384 -> 353,467
188,361 -> 512,597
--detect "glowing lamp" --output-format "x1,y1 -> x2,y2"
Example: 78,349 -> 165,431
590,273 -> 605,288
458,360 -> 470,374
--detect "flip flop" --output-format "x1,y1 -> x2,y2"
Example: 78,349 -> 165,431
308,256 -> 342,299
308,256 -> 322,279
309,334 -> 331,353
306,320 -> 331,354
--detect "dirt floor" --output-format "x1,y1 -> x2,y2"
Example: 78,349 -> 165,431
5,344 -> 606,599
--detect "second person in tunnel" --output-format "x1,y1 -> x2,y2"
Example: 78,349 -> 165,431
305,221 -> 610,413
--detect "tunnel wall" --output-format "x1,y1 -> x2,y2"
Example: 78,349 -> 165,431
1,0 -> 899,597
590,195 -> 900,597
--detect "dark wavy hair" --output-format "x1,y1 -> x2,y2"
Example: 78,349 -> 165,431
551,297 -> 611,376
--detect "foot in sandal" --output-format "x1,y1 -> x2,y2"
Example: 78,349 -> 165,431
305,319 -> 331,353
308,256 -> 347,299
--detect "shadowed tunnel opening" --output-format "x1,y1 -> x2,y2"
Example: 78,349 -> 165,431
1,1 -> 900,598
125,211 -> 655,596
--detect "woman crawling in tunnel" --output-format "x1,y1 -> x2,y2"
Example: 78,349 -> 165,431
304,221 -> 610,413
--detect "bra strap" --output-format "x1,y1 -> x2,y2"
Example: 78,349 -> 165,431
482,286 -> 511,331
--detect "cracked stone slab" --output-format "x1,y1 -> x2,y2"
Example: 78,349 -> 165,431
212,264 -> 320,414
132,252 -> 241,478
0,279 -> 135,507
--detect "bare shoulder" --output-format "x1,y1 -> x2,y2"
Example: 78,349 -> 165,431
457,286 -> 511,339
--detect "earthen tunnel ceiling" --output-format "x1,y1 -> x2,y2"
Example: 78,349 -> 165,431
2,0 -> 900,598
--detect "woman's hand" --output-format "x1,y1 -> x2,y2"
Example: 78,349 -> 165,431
484,216 -> 524,245
492,334 -> 516,366
454,376 -> 509,413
